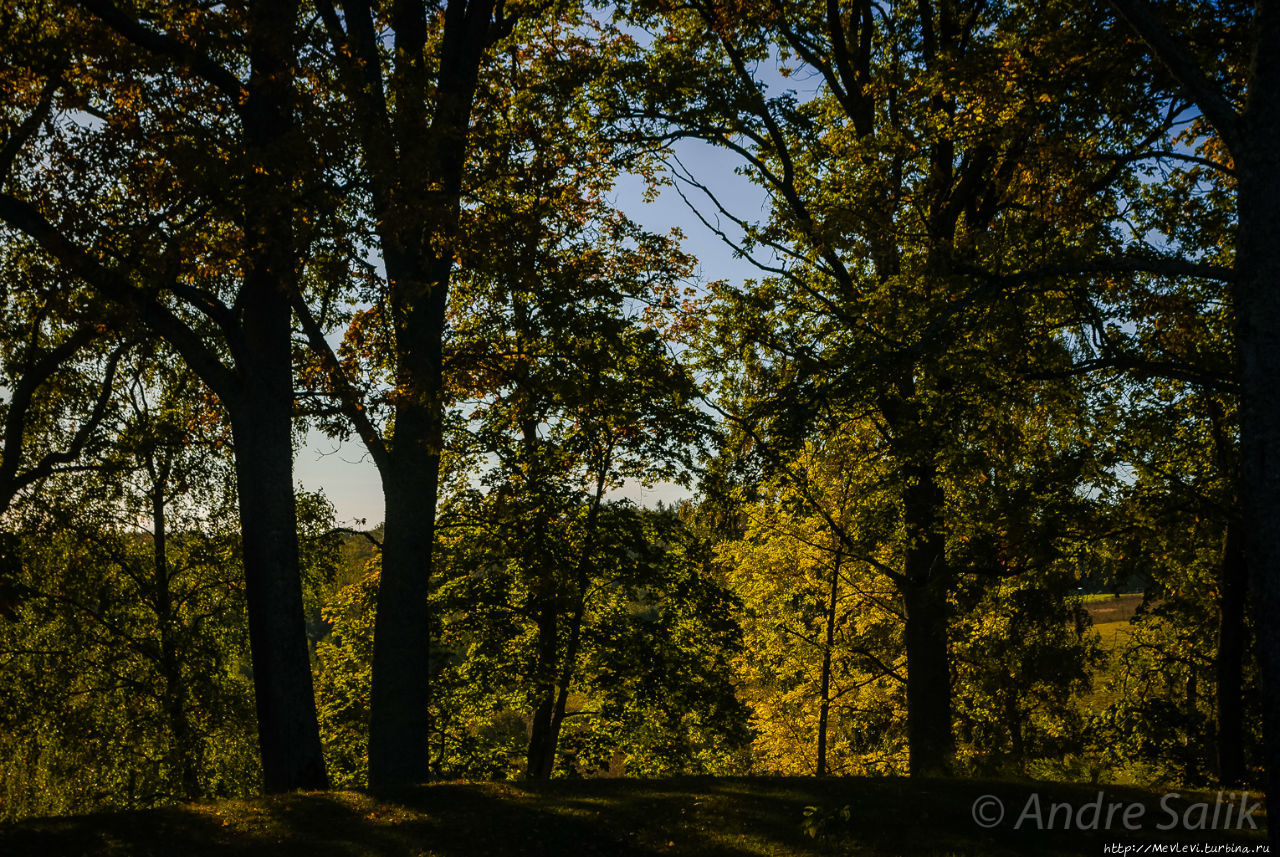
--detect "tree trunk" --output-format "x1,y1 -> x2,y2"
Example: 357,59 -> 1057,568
537,460 -> 612,778
231,393 -> 328,792
543,554 -> 593,778
368,448 -> 439,788
902,577 -> 951,776
1216,519 -> 1248,786
817,553 -> 841,777
1236,115 -> 1280,827
900,458 -> 952,777
151,474 -> 199,798
526,599 -> 559,780
367,250 -> 448,789
519,404 -> 562,782
228,0 -> 327,794
331,0 -> 495,790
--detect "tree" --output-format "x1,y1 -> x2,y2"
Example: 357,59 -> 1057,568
440,32 -> 710,777
1090,380 -> 1258,786
294,0 -> 530,788
0,353 -> 259,814
718,435 -> 905,776
1084,0 -> 1278,823
0,0 -> 327,790
616,0 -> 1163,775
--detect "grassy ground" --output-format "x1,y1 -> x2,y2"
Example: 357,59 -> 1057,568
1077,593 -> 1143,715
0,777 -> 1266,857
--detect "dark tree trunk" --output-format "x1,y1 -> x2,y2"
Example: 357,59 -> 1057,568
542,551 -> 593,779
817,554 -> 841,777
1236,121 -> 1280,830
1234,10 -> 1280,822
529,463 -> 609,779
151,474 -> 199,798
518,405 -> 560,782
546,622 -> 578,777
230,392 -> 327,792
360,0 -> 496,788
1103,0 -> 1277,842
0,0 -> 329,797
539,595 -> 589,779
223,0 -> 327,794
902,577 -> 951,776
367,251 -> 448,789
879,380 -> 953,777
368,448 -> 439,788
1216,519 -> 1248,786
526,599 -> 559,780
900,458 -> 952,777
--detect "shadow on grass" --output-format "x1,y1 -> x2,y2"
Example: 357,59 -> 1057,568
0,777 -> 1267,857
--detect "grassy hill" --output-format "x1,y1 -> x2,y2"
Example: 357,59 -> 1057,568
0,777 -> 1266,857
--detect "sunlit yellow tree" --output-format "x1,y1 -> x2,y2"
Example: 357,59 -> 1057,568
719,430 -> 905,776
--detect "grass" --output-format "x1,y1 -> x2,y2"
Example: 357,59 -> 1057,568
1077,593 -> 1143,712
0,777 -> 1267,857
1069,592 -> 1144,652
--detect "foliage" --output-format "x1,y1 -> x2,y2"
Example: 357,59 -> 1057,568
316,505 -> 749,783
0,357 -> 257,817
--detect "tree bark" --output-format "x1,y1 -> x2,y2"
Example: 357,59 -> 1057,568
1236,130 -> 1280,822
222,0 -> 328,794
0,0 -> 329,794
367,250 -> 448,789
902,576 -> 951,776
1234,7 -> 1280,814
230,389 -> 327,792
1106,0 -> 1277,838
357,0 -> 496,789
880,379 -> 953,777
368,443 -> 440,788
900,457 -> 952,777
526,599 -> 559,780
532,461 -> 610,779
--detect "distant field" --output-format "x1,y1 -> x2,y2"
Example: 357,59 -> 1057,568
0,777 -> 1266,857
1081,593 -> 1144,651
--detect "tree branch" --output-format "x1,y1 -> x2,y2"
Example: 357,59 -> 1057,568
0,192 -> 240,406
1107,0 -> 1242,155
79,0 -> 247,105
290,290 -> 390,473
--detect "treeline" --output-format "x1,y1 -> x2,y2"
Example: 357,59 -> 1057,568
0,0 -> 1275,826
